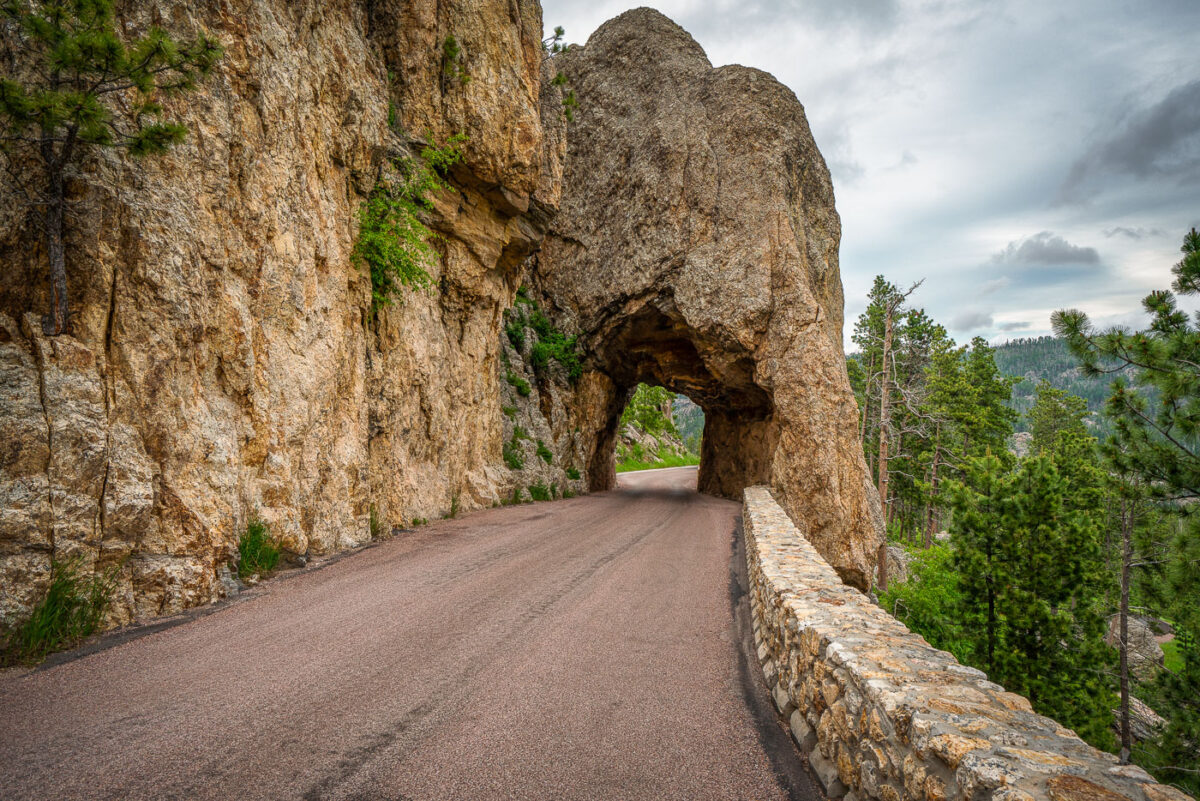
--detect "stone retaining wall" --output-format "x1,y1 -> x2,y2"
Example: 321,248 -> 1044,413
743,486 -> 1192,801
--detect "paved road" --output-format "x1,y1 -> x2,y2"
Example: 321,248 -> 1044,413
0,467 -> 818,801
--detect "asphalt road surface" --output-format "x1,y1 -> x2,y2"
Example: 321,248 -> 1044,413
0,467 -> 819,801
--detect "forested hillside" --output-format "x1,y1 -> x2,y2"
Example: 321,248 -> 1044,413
992,336 -> 1134,434
614,385 -> 701,472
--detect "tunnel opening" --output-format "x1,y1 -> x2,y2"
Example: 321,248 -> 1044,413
584,300 -> 777,499
612,383 -> 704,474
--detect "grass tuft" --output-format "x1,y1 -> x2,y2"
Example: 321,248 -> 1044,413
506,371 -> 531,397
2,556 -> 116,665
503,436 -> 524,470
237,518 -> 281,580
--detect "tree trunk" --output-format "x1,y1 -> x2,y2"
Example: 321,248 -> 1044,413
925,423 -> 941,549
876,309 -> 894,592
859,354 -> 874,443
1119,495 -> 1133,764
42,166 -> 69,336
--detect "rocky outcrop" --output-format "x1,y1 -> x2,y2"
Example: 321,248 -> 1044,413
1114,697 -> 1167,745
744,486 -> 1192,801
616,422 -> 689,463
532,8 -> 882,587
886,544 -> 912,586
0,0 -> 565,627
1,2 -> 881,628
1106,616 -> 1165,681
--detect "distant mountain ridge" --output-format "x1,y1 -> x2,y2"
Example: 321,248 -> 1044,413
992,335 -> 1133,435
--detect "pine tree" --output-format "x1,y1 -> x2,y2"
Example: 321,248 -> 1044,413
947,453 -> 1114,749
0,0 -> 222,335
1028,381 -> 1090,456
1055,227 -> 1200,789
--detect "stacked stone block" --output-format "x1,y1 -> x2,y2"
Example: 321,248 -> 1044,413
743,486 -> 1192,801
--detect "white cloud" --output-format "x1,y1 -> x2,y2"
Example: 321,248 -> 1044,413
951,310 -> 994,331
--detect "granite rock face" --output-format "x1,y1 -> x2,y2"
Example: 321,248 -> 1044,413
0,0 -> 564,627
533,8 -> 882,587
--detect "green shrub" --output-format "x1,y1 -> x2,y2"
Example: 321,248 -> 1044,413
529,307 -> 554,339
536,439 -> 553,464
502,405 -> 517,418
369,505 -> 384,539
505,315 -> 526,351
448,492 -> 460,519
441,35 -> 470,86
506,371 -> 531,397
352,137 -> 466,313
878,544 -> 970,663
528,483 -> 551,501
503,436 -> 524,470
550,482 -> 559,498
529,331 -> 582,382
506,291 -> 582,383
562,487 -> 576,499
566,466 -> 581,480
412,517 -> 427,526
2,556 -> 116,665
237,518 -> 281,580
511,487 -> 524,504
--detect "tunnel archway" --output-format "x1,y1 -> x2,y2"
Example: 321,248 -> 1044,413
581,299 -> 776,501
527,8 -> 884,589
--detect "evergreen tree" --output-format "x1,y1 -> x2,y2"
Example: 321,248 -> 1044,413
947,453 -> 1115,749
1028,382 -> 1089,456
961,337 -> 1019,455
1055,227 -> 1200,787
1026,383 -> 1104,519
0,0 -> 222,334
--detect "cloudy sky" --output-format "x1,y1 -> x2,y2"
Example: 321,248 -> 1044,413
540,0 -> 1200,346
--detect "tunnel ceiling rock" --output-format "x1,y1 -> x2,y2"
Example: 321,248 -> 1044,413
534,8 -> 884,588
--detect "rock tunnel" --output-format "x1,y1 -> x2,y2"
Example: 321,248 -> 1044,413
530,8 -> 884,589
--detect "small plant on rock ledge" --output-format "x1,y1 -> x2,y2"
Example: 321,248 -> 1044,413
506,371 -> 531,397
237,518 -> 280,580
509,287 -> 583,383
1,556 -> 117,665
353,135 -> 466,315
441,35 -> 470,88
528,483 -> 551,501
503,435 -> 524,470
536,439 -> 553,464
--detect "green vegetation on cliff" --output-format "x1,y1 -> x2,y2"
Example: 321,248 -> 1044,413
354,136 -> 466,313
0,0 -> 223,335
503,287 -> 582,383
